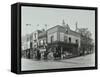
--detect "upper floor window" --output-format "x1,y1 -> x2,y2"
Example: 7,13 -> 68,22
41,40 -> 43,45
30,42 -> 33,48
64,36 -> 67,42
69,37 -> 71,43
43,40 -> 45,45
39,40 -> 41,45
76,39 -> 78,44
34,33 -> 37,39
51,36 -> 54,43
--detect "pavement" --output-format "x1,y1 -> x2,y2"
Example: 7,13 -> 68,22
21,53 -> 95,71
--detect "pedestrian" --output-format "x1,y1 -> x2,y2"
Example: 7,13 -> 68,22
44,51 -> 48,60
36,49 -> 41,60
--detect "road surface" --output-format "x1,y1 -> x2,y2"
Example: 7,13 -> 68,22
21,53 -> 95,71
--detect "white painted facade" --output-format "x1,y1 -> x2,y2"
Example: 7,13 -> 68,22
47,31 -> 80,48
59,32 -> 64,41
47,32 -> 57,43
67,34 -> 80,47
47,25 -> 81,48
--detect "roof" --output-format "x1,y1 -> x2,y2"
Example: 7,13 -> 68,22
47,25 -> 80,37
47,25 -> 61,31
68,30 -> 80,37
37,25 -> 80,38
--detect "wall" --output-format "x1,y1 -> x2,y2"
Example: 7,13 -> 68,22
48,25 -> 80,47
48,32 -> 58,43
59,32 -> 64,41
67,34 -> 81,47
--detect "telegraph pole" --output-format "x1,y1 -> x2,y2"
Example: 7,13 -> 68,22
45,24 -> 48,45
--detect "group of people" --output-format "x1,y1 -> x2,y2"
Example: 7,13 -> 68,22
22,46 -> 74,60
33,47 -> 62,60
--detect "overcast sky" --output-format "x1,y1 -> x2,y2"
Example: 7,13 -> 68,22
21,6 -> 95,40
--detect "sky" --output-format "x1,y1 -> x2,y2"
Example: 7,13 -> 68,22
21,6 -> 95,40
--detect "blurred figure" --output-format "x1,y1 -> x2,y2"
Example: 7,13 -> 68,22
36,49 -> 41,60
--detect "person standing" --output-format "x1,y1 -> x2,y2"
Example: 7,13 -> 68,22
36,49 -> 41,60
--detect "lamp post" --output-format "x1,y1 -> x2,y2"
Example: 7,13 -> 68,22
45,24 -> 48,47
26,24 -> 33,59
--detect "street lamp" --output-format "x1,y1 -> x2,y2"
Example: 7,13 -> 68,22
26,24 -> 33,59
45,24 -> 48,45
45,24 -> 48,52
